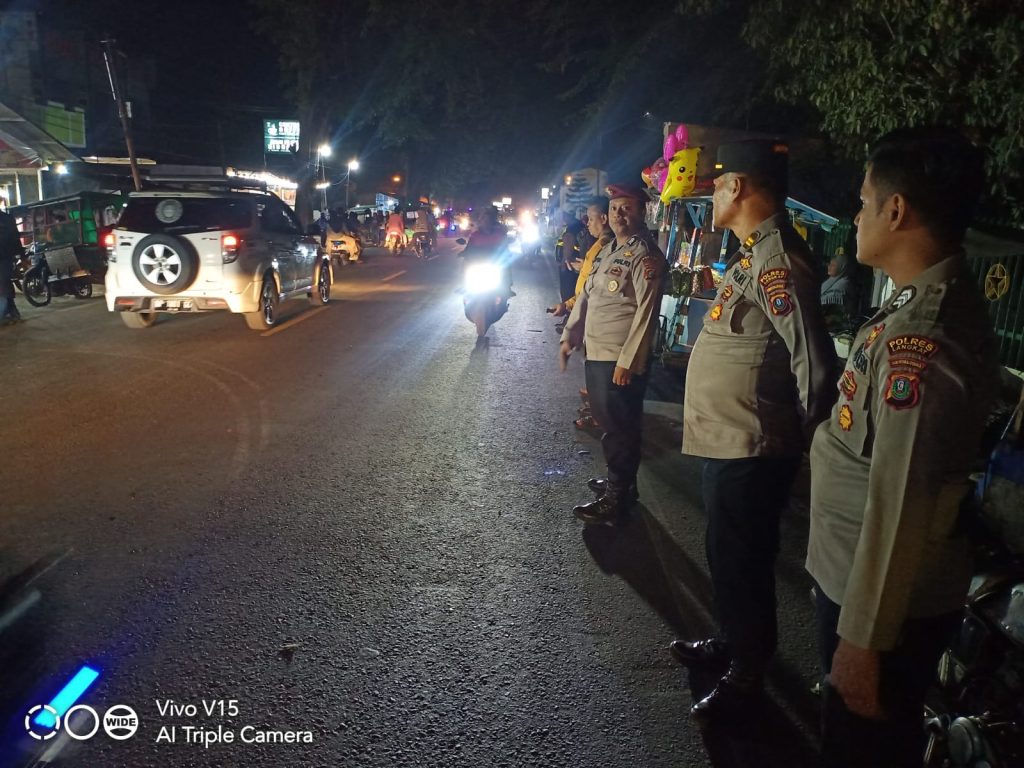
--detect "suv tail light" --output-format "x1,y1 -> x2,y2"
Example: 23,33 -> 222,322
221,234 -> 240,263
103,232 -> 116,262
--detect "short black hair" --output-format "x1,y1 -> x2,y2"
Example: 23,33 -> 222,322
867,126 -> 985,243
744,172 -> 787,208
585,197 -> 609,215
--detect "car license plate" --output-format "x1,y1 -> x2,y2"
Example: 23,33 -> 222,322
162,299 -> 192,310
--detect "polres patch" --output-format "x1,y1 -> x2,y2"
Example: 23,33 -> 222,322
758,268 -> 790,292
884,372 -> 921,410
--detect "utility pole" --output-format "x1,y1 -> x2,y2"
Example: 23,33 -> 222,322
101,38 -> 142,192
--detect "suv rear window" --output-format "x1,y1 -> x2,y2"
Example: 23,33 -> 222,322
118,197 -> 253,234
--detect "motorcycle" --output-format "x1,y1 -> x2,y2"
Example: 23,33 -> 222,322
385,231 -> 405,254
412,232 -> 432,259
925,397 -> 1024,767
19,245 -> 93,307
456,237 -> 510,339
326,228 -> 362,268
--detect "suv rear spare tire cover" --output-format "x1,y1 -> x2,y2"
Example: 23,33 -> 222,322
131,234 -> 199,295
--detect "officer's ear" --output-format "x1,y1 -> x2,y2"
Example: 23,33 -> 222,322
887,193 -> 908,232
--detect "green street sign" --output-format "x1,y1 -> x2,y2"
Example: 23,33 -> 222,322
264,120 -> 300,154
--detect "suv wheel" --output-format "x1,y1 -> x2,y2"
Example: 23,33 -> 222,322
309,261 -> 332,306
121,311 -> 158,329
245,278 -> 279,330
131,234 -> 199,295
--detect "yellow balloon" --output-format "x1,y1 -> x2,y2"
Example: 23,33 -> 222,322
660,147 -> 701,203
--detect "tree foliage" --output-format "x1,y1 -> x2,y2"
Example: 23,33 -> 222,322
741,0 -> 1024,224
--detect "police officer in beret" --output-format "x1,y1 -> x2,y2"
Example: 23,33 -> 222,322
559,184 -> 666,525
673,140 -> 837,721
809,127 -> 1000,767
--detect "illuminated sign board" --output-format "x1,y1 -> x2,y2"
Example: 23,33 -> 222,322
263,120 -> 300,154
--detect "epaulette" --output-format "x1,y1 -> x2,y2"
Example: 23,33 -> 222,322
627,235 -> 641,247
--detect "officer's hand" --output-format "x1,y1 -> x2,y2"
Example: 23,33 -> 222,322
612,366 -> 632,386
547,302 -> 568,317
558,341 -> 572,372
829,639 -> 884,720
570,258 -> 584,272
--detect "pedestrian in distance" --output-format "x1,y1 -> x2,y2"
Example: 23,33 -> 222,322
548,197 -> 615,429
807,126 -> 1000,768
559,184 -> 666,526
0,208 -> 25,325
672,139 -> 837,724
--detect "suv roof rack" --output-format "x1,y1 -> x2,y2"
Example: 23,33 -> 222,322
143,164 -> 268,193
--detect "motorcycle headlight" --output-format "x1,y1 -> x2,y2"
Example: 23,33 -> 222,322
520,223 -> 540,244
464,263 -> 502,294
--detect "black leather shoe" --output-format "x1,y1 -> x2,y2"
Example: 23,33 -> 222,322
587,477 -> 639,501
573,493 -> 629,526
690,666 -> 763,725
669,638 -> 729,667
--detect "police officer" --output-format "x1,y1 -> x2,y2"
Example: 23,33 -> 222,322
558,184 -> 666,525
673,140 -> 836,722
808,127 -> 1000,768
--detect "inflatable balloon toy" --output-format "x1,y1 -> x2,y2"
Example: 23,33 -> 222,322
660,124 -> 701,204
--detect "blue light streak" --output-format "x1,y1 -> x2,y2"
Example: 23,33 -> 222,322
33,666 -> 100,729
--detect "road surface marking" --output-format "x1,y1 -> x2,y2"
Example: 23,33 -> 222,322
381,270 -> 407,282
261,306 -> 330,337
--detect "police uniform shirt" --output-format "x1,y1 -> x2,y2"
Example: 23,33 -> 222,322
683,213 -> 836,459
806,253 -> 1000,650
560,234 -> 666,373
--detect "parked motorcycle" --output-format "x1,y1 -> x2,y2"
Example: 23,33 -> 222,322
20,245 -> 92,307
925,398 -> 1024,767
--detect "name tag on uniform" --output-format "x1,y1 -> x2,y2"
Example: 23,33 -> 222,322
731,268 -> 749,286
613,258 -> 631,267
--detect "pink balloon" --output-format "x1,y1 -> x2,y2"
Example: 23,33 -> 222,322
675,124 -> 689,149
663,134 -> 677,163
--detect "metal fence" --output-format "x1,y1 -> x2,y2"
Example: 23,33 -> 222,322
966,250 -> 1024,371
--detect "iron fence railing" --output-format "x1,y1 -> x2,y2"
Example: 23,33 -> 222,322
966,251 -> 1024,371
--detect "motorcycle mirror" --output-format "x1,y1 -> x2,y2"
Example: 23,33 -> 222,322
455,238 -> 467,245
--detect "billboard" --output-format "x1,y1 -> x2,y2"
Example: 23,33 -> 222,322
263,120 -> 300,154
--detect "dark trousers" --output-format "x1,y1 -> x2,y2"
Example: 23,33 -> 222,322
584,361 -> 647,489
559,263 -> 577,302
702,455 -> 801,675
815,587 -> 960,768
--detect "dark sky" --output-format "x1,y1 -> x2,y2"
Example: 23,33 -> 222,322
35,0 -> 287,165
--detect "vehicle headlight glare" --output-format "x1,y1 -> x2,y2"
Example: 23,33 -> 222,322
464,263 -> 502,294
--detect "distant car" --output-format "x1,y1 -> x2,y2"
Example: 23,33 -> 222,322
105,184 -> 332,330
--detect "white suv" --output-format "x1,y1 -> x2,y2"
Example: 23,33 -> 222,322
105,186 -> 332,330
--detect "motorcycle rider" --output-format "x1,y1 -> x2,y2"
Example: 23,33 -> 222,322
462,207 -> 513,293
385,208 -> 407,250
413,206 -> 433,255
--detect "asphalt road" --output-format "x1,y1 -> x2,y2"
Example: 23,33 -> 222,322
0,239 -> 823,767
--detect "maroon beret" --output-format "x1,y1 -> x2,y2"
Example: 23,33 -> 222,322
605,184 -> 649,202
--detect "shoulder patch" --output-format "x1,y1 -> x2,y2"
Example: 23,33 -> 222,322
758,268 -> 790,291
884,372 -> 921,410
889,286 -> 916,311
886,334 -> 939,377
759,268 -> 793,316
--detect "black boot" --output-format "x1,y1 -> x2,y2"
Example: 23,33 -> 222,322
690,663 -> 764,725
587,477 -> 639,502
669,637 -> 729,668
573,486 -> 630,526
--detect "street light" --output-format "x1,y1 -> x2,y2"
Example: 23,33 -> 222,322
344,158 -> 359,209
316,143 -> 332,211
392,175 -> 402,184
